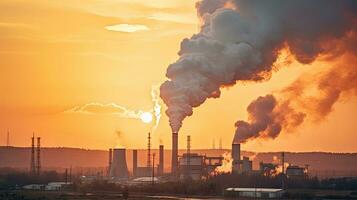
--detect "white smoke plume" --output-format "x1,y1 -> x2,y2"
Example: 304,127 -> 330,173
151,85 -> 162,131
160,0 -> 357,133
65,86 -> 162,128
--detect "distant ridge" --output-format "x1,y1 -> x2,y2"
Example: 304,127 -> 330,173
0,146 -> 356,178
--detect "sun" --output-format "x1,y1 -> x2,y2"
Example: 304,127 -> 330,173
140,112 -> 153,124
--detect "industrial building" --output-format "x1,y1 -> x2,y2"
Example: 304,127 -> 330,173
260,162 -> 278,176
286,165 -> 306,178
178,153 -> 224,180
179,153 -> 204,180
224,188 -> 284,198
241,156 -> 253,173
231,143 -> 254,174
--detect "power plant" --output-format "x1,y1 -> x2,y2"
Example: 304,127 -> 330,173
98,130 -> 307,183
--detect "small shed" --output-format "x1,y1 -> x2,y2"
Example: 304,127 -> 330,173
224,187 -> 284,198
45,182 -> 72,191
23,184 -> 45,190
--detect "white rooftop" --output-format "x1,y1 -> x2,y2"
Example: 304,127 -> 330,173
132,177 -> 159,182
225,188 -> 283,192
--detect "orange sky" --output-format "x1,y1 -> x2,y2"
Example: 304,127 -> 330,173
0,0 -> 356,152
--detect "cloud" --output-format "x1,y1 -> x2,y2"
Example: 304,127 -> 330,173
65,102 -> 143,119
105,24 -> 149,33
148,13 -> 196,24
64,87 -> 162,130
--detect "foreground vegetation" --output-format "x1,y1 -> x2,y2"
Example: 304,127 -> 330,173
0,170 -> 357,199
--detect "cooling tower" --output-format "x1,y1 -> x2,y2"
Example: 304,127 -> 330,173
171,132 -> 178,175
110,148 -> 129,179
232,143 -> 241,173
159,145 -> 164,175
133,149 -> 138,177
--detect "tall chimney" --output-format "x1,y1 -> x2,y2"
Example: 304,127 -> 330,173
108,148 -> 113,176
232,143 -> 241,173
158,145 -> 164,175
36,137 -> 41,175
110,148 -> 129,179
133,149 -> 138,177
147,132 -> 151,168
30,133 -> 36,174
171,132 -> 178,175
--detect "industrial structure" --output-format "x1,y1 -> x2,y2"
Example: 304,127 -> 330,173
108,148 -> 113,176
30,134 -> 36,174
158,145 -> 164,176
109,148 -> 129,179
286,165 -> 306,178
171,132 -> 178,176
176,135 -> 224,180
225,188 -> 284,198
132,149 -> 138,177
101,130 -> 307,183
30,134 -> 41,175
6,129 -> 10,147
230,142 -> 255,174
232,143 -> 241,173
147,132 -> 151,168
36,137 -> 41,175
241,156 -> 253,173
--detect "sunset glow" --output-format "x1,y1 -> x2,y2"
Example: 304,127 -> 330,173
0,0 -> 356,153
140,112 -> 153,124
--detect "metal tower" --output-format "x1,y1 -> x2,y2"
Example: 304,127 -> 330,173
30,133 -> 36,174
36,137 -> 41,175
6,129 -> 10,147
186,135 -> 191,178
108,148 -> 113,177
147,132 -> 151,168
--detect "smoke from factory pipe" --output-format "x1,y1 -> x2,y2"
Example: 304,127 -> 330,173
234,55 -> 357,143
160,0 -> 357,133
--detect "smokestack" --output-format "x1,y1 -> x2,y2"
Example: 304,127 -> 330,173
219,138 -> 222,150
158,145 -> 164,176
108,148 -> 113,176
110,148 -> 129,179
232,143 -> 241,173
30,133 -> 36,174
133,149 -> 138,177
147,132 -> 151,168
6,129 -> 10,147
171,132 -> 178,175
36,137 -> 41,175
186,135 -> 191,178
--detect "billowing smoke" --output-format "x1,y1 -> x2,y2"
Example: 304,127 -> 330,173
233,95 -> 305,143
234,55 -> 357,143
160,0 -> 357,133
